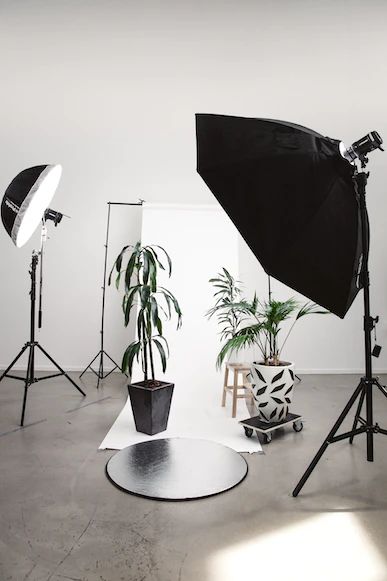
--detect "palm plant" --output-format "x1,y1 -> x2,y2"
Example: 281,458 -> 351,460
109,241 -> 182,383
206,268 -> 246,342
216,296 -> 326,368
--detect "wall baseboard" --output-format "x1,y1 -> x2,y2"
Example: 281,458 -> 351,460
0,364 -> 121,373
1,365 -> 387,375
296,369 -> 387,375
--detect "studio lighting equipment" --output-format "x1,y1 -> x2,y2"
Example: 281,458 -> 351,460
80,200 -> 143,388
340,131 -> 383,164
0,165 -> 85,426
196,114 -> 387,495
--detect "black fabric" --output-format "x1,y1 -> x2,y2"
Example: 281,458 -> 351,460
196,114 -> 361,318
1,165 -> 47,238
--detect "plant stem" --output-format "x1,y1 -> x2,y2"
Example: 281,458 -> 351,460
279,319 -> 297,358
142,330 -> 148,381
149,339 -> 155,381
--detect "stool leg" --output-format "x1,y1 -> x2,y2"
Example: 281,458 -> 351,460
232,369 -> 238,418
222,365 -> 229,407
243,371 -> 254,402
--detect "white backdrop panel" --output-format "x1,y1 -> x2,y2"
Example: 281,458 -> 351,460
136,203 -> 239,399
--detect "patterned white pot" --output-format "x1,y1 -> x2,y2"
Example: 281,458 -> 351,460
249,361 -> 295,423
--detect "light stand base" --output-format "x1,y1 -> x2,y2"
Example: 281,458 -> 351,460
292,376 -> 387,497
0,341 -> 86,426
79,350 -> 124,388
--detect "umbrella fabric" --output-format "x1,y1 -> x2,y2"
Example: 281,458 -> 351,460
196,114 -> 362,318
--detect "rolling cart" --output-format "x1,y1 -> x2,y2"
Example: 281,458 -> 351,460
240,412 -> 303,444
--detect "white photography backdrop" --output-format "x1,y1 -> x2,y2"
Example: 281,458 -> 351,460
100,203 -> 262,453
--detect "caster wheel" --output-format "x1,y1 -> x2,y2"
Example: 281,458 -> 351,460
244,427 -> 254,438
263,432 -> 272,444
293,420 -> 303,432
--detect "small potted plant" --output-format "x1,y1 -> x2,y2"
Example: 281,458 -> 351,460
216,293 -> 326,422
110,241 -> 182,435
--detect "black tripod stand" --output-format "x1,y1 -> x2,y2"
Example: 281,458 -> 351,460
0,251 -> 86,426
80,201 -> 143,387
293,167 -> 387,496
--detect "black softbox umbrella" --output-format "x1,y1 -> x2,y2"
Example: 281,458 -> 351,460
196,114 -> 361,318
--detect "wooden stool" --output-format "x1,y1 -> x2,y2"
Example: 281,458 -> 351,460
222,363 -> 253,418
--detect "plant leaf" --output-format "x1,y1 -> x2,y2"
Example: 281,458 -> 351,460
153,338 -> 167,373
153,245 -> 172,276
122,341 -> 141,376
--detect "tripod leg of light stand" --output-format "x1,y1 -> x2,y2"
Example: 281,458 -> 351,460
349,389 -> 366,444
37,344 -> 86,396
0,344 -> 29,382
97,351 -> 104,389
292,381 -> 364,497
366,381 -> 374,461
79,351 -> 101,379
21,345 -> 34,426
96,352 -> 121,387
103,351 -> 122,372
376,380 -> 387,399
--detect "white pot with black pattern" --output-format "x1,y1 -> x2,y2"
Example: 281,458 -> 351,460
249,361 -> 295,423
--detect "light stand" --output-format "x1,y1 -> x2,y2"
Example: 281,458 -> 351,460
0,164 -> 86,425
0,227 -> 86,426
293,163 -> 387,496
80,200 -> 143,387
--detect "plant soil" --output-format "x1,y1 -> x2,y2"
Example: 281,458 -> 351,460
137,379 -> 163,389
256,360 -> 292,367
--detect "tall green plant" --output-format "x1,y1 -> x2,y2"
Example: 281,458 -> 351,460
109,241 -> 182,382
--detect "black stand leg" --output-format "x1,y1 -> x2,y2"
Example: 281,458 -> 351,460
21,345 -> 34,426
0,251 -> 85,426
292,381 -> 365,497
79,350 -> 121,385
37,344 -> 85,396
0,344 -> 29,382
349,388 -> 366,444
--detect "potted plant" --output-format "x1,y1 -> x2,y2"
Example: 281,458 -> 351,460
216,294 -> 326,423
110,241 -> 182,435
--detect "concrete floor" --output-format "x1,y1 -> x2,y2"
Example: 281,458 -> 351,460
1,372 -> 387,581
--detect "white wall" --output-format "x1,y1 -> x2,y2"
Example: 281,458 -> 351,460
0,0 -> 387,372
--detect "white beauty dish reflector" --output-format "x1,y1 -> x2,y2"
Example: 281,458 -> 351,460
1,164 -> 62,247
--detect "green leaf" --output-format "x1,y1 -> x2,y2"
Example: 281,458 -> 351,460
115,270 -> 122,290
154,334 -> 170,357
122,341 -> 141,376
140,285 -> 151,308
124,252 -> 138,292
222,267 -> 233,282
153,245 -> 172,276
216,323 -> 265,368
296,302 -> 329,319
145,309 -> 152,337
124,285 -> 140,326
142,250 -> 150,285
145,246 -> 166,271
115,245 -> 130,273
153,338 -> 167,373
160,291 -> 172,318
146,250 -> 157,292
137,308 -> 145,340
150,296 -> 162,335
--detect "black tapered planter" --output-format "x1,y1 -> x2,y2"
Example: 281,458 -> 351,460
128,380 -> 174,435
